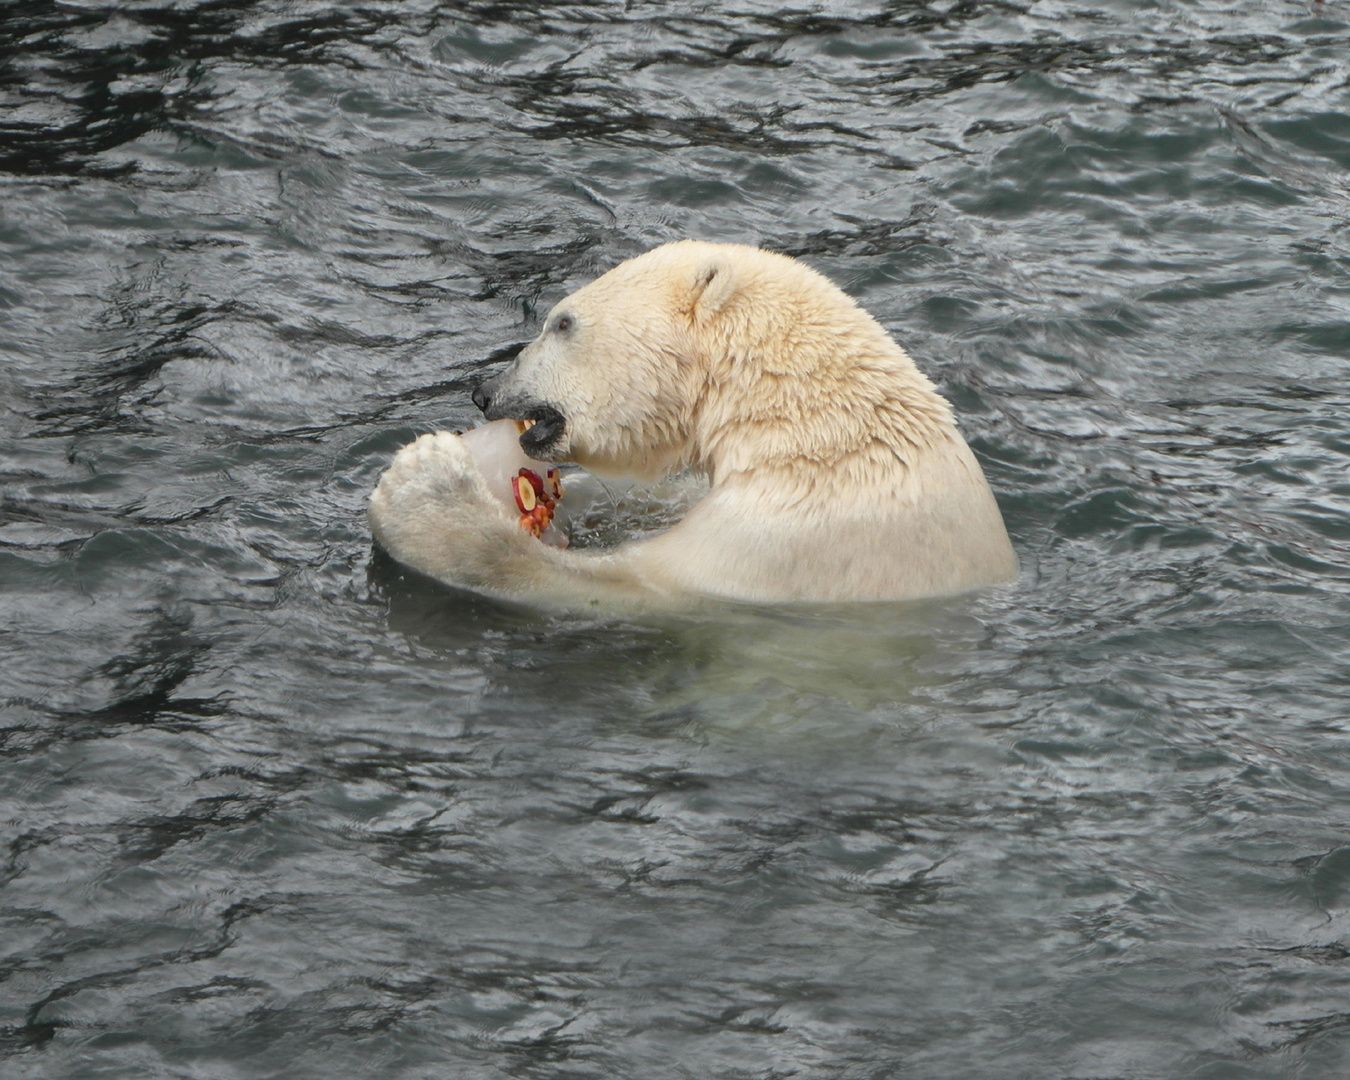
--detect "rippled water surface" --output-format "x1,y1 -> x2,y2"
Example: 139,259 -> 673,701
3,2 -> 1350,1077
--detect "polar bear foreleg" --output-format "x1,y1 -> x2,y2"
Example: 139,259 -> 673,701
368,432 -> 662,606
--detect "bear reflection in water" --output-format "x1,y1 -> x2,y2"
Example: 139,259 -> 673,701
369,240 -> 1016,607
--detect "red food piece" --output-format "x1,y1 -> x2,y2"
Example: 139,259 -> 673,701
511,467 -> 562,539
519,468 -> 546,499
514,474 -> 537,512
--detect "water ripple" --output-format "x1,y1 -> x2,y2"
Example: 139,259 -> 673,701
2,1 -> 1350,1077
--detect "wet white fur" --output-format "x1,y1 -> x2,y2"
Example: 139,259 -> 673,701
369,240 -> 1016,606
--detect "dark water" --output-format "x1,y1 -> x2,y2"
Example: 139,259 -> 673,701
3,2 -> 1350,1076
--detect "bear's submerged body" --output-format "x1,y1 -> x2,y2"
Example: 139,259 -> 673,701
369,241 -> 1016,607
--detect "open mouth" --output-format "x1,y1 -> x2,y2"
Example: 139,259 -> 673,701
515,405 -> 566,458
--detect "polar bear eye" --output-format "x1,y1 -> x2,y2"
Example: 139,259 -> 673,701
553,314 -> 573,334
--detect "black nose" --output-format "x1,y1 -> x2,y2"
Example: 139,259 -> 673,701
471,380 -> 493,414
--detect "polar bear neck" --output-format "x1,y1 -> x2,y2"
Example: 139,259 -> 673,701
685,275 -> 958,501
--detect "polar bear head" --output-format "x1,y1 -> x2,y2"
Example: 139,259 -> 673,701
473,239 -> 952,486
471,241 -> 753,480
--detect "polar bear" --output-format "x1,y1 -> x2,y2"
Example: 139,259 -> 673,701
369,240 -> 1016,606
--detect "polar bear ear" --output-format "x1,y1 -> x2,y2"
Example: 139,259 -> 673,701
688,258 -> 738,323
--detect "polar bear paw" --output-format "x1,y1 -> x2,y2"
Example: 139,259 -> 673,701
368,431 -> 511,576
374,430 -> 478,503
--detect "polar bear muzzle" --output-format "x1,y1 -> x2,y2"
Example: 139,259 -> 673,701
516,405 -> 566,457
472,375 -> 567,459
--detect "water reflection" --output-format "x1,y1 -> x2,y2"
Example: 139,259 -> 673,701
384,566 -> 969,719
